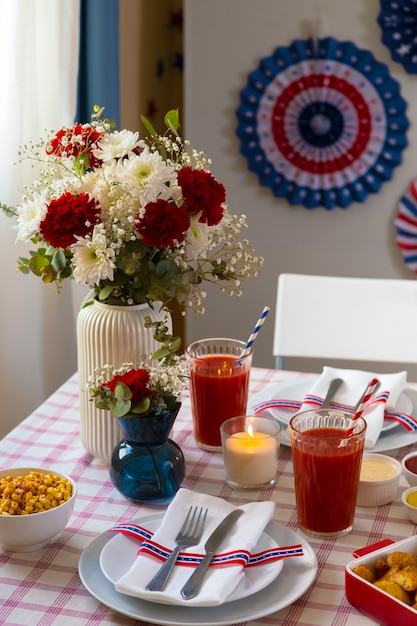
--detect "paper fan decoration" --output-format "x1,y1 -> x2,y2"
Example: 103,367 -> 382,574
395,179 -> 417,273
236,37 -> 409,210
378,0 -> 417,74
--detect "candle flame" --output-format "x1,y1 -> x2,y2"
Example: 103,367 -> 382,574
247,423 -> 254,439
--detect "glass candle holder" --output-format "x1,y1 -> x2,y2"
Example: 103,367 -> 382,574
220,415 -> 281,489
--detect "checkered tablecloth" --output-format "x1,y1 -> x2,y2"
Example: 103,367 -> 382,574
0,368 -> 416,625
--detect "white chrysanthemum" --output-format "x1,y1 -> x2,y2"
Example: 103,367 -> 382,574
92,129 -> 141,161
185,214 -> 210,260
15,195 -> 48,242
71,225 -> 116,285
122,148 -> 176,205
78,171 -> 110,207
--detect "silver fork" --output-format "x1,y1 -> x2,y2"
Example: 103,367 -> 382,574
146,506 -> 208,591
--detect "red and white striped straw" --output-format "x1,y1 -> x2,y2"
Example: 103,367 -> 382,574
344,377 -> 380,438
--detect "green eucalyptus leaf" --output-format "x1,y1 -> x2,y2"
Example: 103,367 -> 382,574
0,202 -> 17,218
141,115 -> 157,139
115,381 -> 131,402
58,265 -> 72,280
17,257 -> 30,274
32,247 -> 47,256
111,399 -> 132,418
170,336 -> 182,352
95,399 -> 110,410
120,251 -> 146,276
164,109 -> 180,133
29,255 -> 50,277
152,346 -> 172,361
51,248 -> 67,272
41,266 -> 56,284
131,397 -> 151,414
98,284 -> 114,300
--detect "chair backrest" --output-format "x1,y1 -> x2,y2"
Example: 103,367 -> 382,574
273,273 -> 417,369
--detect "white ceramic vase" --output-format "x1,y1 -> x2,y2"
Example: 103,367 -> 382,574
77,301 -> 170,463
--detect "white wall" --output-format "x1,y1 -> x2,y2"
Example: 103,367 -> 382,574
184,0 -> 417,376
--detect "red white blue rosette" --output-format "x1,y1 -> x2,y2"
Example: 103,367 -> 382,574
395,179 -> 417,273
378,0 -> 417,74
236,37 -> 409,210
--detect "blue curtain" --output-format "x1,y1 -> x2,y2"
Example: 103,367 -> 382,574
76,0 -> 120,126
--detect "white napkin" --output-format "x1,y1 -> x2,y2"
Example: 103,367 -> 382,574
299,366 -> 407,447
115,488 -> 275,607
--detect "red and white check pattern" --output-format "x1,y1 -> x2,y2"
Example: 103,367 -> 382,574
0,368 -> 415,625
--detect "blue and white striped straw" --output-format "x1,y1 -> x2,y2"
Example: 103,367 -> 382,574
240,306 -> 270,359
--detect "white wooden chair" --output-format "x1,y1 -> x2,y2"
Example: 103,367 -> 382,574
273,273 -> 417,370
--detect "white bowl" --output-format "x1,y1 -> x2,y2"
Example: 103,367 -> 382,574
402,486 -> 417,524
402,451 -> 417,487
356,453 -> 401,507
0,467 -> 76,552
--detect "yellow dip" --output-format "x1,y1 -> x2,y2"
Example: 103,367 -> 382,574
360,459 -> 397,481
406,491 -> 417,508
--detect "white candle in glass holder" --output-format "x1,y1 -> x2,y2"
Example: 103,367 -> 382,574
224,423 -> 278,485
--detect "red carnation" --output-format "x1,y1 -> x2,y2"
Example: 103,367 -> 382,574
136,199 -> 190,249
105,369 -> 154,405
40,192 -> 101,249
46,124 -> 104,169
177,166 -> 226,226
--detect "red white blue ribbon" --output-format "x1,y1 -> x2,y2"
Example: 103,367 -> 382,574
111,523 -> 304,568
251,392 -> 417,432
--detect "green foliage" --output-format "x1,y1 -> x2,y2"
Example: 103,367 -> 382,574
144,315 -> 182,364
0,202 -> 17,218
17,246 -> 72,286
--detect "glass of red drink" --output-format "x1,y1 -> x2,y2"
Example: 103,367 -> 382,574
185,338 -> 253,451
289,409 -> 366,538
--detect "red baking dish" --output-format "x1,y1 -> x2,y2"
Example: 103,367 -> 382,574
345,536 -> 417,625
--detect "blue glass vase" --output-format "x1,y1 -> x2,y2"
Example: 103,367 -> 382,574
109,403 -> 185,503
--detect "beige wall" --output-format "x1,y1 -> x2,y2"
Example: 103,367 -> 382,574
119,0 -> 183,132
183,0 -> 417,377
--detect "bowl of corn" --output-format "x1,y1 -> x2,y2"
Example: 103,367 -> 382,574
0,467 -> 76,552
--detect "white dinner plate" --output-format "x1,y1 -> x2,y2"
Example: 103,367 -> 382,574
249,379 -> 417,453
99,515 -> 284,605
79,513 -> 318,626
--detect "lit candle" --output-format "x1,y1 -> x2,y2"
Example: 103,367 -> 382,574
223,423 -> 279,486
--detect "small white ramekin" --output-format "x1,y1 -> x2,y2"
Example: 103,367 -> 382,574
356,453 -> 402,507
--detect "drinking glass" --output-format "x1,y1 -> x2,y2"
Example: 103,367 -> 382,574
185,338 -> 252,451
289,409 -> 366,538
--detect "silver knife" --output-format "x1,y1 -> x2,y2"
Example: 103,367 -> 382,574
180,509 -> 243,600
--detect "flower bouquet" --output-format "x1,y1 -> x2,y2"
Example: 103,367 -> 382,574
1,106 -> 263,315
87,324 -> 189,502
87,320 -> 188,419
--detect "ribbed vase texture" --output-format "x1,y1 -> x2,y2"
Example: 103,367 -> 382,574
77,301 -> 170,463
